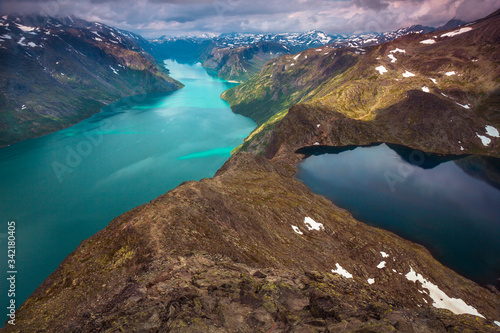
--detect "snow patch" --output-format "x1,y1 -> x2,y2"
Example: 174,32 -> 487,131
402,70 -> 415,78
331,263 -> 353,279
291,225 -> 303,235
375,65 -> 387,74
476,133 -> 490,146
422,86 -> 430,93
0,34 -> 12,40
380,251 -> 389,258
390,48 -> 405,53
367,278 -> 375,285
460,146 -> 464,151
93,37 -> 103,42
293,54 -> 300,60
16,23 -> 36,32
440,27 -> 473,38
388,54 -> 397,63
485,125 -> 499,138
316,124 -> 320,128
420,39 -> 436,44
494,321 -> 500,327
304,217 -> 324,231
445,71 -> 456,76
429,78 -> 437,84
313,142 -> 320,145
456,102 -> 469,109
376,261 -> 386,269
109,66 -> 119,75
17,36 -> 26,46
405,266 -> 484,318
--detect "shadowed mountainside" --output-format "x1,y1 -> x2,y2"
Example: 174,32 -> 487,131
0,15 -> 182,147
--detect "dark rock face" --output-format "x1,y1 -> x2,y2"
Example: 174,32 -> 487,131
4,153 -> 499,332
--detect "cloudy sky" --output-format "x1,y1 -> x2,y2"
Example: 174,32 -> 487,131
1,0 -> 499,37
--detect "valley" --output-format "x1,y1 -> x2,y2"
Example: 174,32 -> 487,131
1,7 -> 500,333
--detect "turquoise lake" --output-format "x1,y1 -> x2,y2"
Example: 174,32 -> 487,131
295,144 -> 500,288
0,60 -> 256,309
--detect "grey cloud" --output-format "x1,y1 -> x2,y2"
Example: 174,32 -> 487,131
352,0 -> 389,10
1,0 -> 499,37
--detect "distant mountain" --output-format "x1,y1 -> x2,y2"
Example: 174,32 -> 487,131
149,25 -> 441,81
201,42 -> 291,81
0,15 -> 182,147
436,18 -> 467,31
212,30 -> 333,52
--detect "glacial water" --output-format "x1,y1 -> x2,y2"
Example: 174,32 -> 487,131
295,143 -> 500,288
0,60 -> 255,311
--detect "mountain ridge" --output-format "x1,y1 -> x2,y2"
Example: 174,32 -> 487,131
3,152 -> 499,331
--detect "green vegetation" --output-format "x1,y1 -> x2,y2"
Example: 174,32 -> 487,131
223,15 -> 500,157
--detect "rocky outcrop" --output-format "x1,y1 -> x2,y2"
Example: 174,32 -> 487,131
3,153 -> 499,331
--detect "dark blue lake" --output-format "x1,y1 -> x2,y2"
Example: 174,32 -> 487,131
0,60 -> 255,310
295,143 -> 500,288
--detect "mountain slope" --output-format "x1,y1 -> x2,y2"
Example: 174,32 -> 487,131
223,11 -> 500,158
3,152 -> 499,332
201,42 -> 291,81
0,15 -> 182,147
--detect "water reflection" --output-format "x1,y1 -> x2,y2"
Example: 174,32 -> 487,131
295,143 -> 500,287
